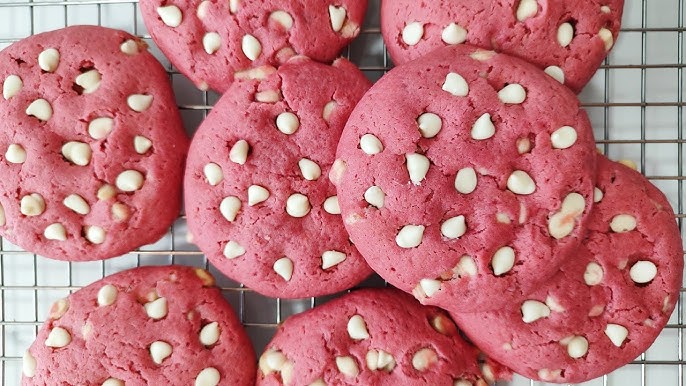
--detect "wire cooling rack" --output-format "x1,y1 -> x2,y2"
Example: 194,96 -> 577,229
0,0 -> 683,385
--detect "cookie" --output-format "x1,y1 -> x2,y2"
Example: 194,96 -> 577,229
22,266 -> 256,386
381,0 -> 624,93
184,56 -> 373,298
451,156 -> 684,384
0,26 -> 188,261
257,288 -> 511,385
334,44 -> 597,312
140,0 -> 368,93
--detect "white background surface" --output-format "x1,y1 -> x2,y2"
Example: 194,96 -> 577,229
0,0 -> 684,385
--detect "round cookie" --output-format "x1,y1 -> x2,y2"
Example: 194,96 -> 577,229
22,265 -> 256,385
0,26 -> 188,261
451,156 -> 684,384
257,288 -> 511,385
184,56 -> 373,298
140,0 -> 369,93
381,0 -> 624,93
335,44 -> 597,312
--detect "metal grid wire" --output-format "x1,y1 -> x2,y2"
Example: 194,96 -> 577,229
0,0 -> 683,385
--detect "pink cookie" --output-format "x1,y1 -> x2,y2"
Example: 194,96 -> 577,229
0,26 -> 188,261
140,0 -> 368,93
452,156 -> 684,383
257,288 -> 511,386
381,0 -> 624,93
184,57 -> 373,298
335,44 -> 597,312
22,266 -> 255,386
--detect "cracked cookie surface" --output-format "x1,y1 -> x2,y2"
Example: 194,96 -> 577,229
335,44 -> 597,312
184,56 -> 373,298
0,26 -> 188,261
140,0 -> 368,93
22,265 -> 255,386
451,156 -> 684,383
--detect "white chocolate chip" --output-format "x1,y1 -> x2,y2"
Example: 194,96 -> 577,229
150,341 -> 173,364
84,225 -> 106,244
453,380 -> 472,386
195,367 -> 220,386
38,48 -> 60,72
255,90 -> 281,103
551,126 -> 578,149
203,32 -> 222,54
45,327 -> 71,348
442,23 -> 467,45
498,84 -> 526,104
599,28 -> 614,51
0,203 -> 5,226
157,5 -> 182,27
507,170 -> 536,195
97,184 -> 116,201
270,10 -> 293,29
454,255 -> 478,277
516,0 -> 538,21
584,262 -> 604,286
229,0 -> 238,13
26,99 -> 53,121
471,113 -> 496,140
134,136 -> 153,154
273,257 -> 294,281
116,170 -> 144,192
548,192 -> 585,239
618,159 -> 637,170
279,360 -> 294,384
396,224 -> 425,248
61,141 -> 92,166
322,250 -> 346,269
360,134 -> 383,155
412,348 -> 438,371
557,23 -> 574,47
347,314 -> 370,340
220,196 -> 241,222
402,22 -> 424,45
248,185 -> 269,206
75,69 -> 101,94
546,296 -> 566,313
309,379 -> 326,386
521,300 -> 551,323
144,297 -> 168,319
97,284 -> 118,306
417,113 -> 443,138
492,246 -> 515,276
538,369 -> 562,382
605,324 -> 629,347
259,350 -> 287,376
516,137 -> 531,154
455,167 -> 477,194
276,112 -> 300,135
120,39 -> 139,55
601,5 -> 611,13
298,158 -> 321,181
470,49 -> 496,61
364,186 -> 385,208
544,66 -> 565,84
441,215 -> 466,239
196,0 -> 210,18
223,240 -> 246,259
234,65 -> 277,80
111,202 -> 130,221
200,322 -> 221,346
323,196 -> 340,215
49,298 -> 69,320
127,94 -> 153,112
630,261 -> 657,284
417,278 -> 441,297
3,75 -> 22,100
242,34 -> 262,61
610,214 -> 636,233
229,140 -> 249,165
366,349 -> 396,372
22,350 -> 36,377
203,163 -> 223,186
336,356 -> 359,377
442,72 -> 469,97
565,336 -> 589,359
329,5 -> 347,32
406,153 -> 430,185
20,193 -> 45,216
44,223 -> 67,241
194,268 -> 215,287
594,187 -> 604,203
88,117 -> 114,140
286,193 -> 311,217
329,159 -> 347,185
430,314 -> 458,336
322,101 -> 338,123
5,144 -> 26,164
102,378 -> 124,386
